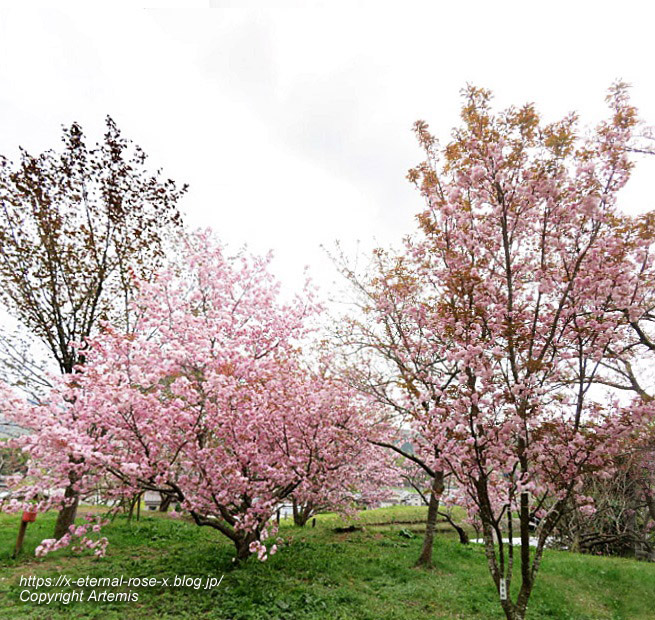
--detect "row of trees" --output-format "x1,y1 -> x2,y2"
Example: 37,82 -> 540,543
2,85 -> 655,620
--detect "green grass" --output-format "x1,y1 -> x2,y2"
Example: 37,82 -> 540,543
317,504 -> 432,525
1,506 -> 654,619
317,503 -> 467,527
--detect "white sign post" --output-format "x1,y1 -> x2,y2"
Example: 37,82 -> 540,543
499,578 -> 507,601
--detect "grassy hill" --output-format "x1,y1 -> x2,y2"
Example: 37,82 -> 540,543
1,506 -> 653,619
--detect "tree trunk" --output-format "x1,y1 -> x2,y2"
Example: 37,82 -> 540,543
127,492 -> 143,523
127,494 -> 137,523
438,510 -> 469,544
234,531 -> 257,563
292,499 -> 312,527
292,499 -> 303,526
513,602 -> 528,620
415,470 -> 444,568
643,487 -> 655,523
453,522 -> 469,544
53,481 -> 80,540
159,495 -> 173,512
496,599 -> 529,620
235,539 -> 251,562
500,606 -> 527,620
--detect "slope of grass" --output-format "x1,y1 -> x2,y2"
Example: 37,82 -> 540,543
1,506 -> 653,619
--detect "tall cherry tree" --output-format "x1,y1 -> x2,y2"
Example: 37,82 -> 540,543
407,83 -> 655,620
0,117 -> 187,538
332,244 -> 458,567
340,83 -> 655,619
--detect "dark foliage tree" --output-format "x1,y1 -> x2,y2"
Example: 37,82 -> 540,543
0,116 -> 187,538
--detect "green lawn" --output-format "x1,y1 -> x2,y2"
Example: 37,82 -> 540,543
1,506 -> 653,619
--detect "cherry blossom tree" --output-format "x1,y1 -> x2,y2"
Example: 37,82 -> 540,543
1,232 -> 390,562
0,117 -> 187,539
339,83 -> 655,619
332,244 -> 460,567
551,449 -> 655,557
584,250 -> 655,558
411,83 -> 655,620
288,393 -> 397,526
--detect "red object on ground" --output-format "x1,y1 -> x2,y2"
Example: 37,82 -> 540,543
22,510 -> 37,523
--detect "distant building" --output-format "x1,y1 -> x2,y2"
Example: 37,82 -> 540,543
144,491 -> 162,510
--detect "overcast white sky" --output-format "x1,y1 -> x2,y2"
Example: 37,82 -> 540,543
1,1 -> 654,295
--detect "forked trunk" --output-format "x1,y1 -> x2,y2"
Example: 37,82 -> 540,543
502,601 -> 528,620
292,499 -> 313,527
